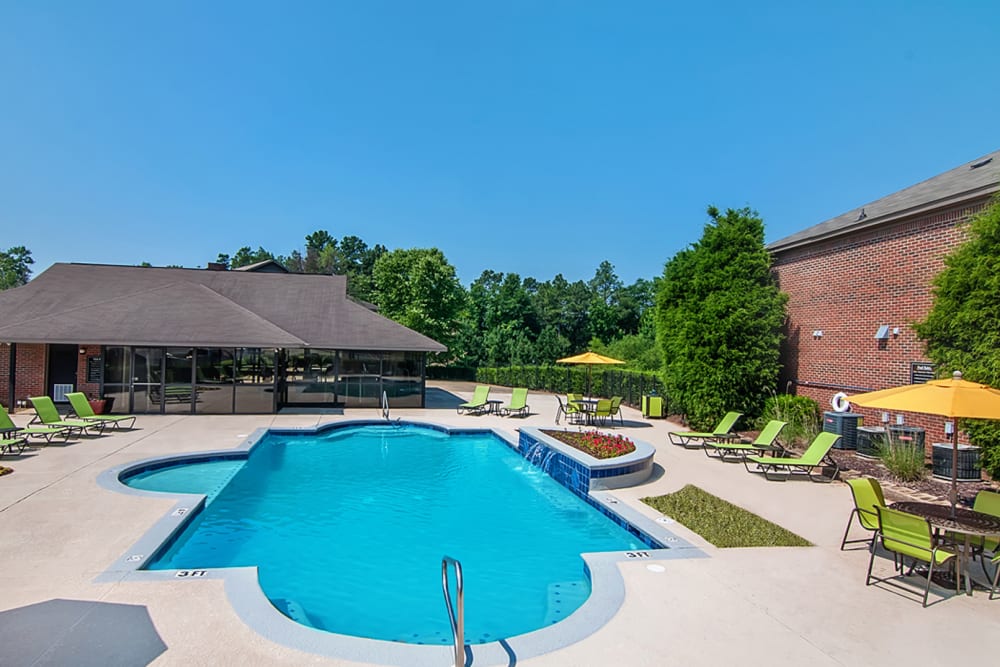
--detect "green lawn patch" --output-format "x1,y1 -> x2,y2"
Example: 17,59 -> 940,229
642,484 -> 811,548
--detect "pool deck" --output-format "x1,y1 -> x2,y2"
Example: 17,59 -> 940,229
1,382 -> 997,665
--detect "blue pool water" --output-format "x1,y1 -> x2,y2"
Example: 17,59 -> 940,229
124,424 -> 645,644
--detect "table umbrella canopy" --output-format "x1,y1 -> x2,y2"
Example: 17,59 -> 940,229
849,370 -> 1000,515
557,352 -> 625,398
556,352 -> 626,365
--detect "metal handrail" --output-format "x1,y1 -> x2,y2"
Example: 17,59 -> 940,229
441,556 -> 465,667
381,390 -> 390,421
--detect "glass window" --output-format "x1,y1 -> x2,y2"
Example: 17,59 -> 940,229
163,348 -> 194,414
102,347 -> 130,385
195,348 -> 235,414
235,348 -> 276,413
382,352 -> 423,407
339,351 -> 381,407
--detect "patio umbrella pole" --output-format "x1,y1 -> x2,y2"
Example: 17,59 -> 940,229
950,427 -> 959,519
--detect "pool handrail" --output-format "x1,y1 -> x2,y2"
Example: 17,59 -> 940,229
441,555 -> 465,667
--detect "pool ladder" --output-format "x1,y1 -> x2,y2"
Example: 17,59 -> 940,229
381,390 -> 390,421
441,556 -> 465,667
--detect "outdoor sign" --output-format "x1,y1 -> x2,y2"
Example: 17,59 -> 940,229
910,362 -> 935,384
86,356 -> 103,383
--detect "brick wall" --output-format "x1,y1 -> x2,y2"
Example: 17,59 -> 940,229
0,342 -> 103,410
772,200 -> 990,450
0,343 -> 48,410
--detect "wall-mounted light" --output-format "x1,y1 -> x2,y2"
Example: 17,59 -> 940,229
944,421 -> 954,435
79,347 -> 87,355
881,412 -> 890,424
896,414 -> 904,425
874,325 -> 890,340
892,327 -> 901,336
812,330 -> 823,338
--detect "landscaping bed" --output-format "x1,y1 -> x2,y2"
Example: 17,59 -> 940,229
539,429 -> 636,459
642,484 -> 810,548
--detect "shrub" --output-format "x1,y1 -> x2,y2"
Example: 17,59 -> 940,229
877,433 -> 927,482
757,394 -> 821,448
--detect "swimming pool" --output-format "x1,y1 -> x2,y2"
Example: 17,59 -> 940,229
121,423 -> 649,644
102,420 -> 699,665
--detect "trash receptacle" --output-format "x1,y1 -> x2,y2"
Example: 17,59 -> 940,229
932,443 -> 981,481
642,395 -> 663,419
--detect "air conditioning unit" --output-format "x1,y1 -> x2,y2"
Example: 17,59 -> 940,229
823,411 -> 861,449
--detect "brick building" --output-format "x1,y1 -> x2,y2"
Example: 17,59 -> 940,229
769,149 -> 1000,447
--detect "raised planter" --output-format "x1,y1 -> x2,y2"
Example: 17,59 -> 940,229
517,426 -> 655,496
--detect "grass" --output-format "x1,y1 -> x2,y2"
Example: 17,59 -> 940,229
641,484 -> 811,548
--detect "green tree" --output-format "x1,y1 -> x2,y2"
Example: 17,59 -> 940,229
656,206 -> 787,428
371,248 -> 466,355
228,246 -> 276,269
915,196 -> 1000,476
0,246 -> 34,289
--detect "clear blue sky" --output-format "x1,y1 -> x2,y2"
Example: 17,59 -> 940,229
2,1 -> 998,287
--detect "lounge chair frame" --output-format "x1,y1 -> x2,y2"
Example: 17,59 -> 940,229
703,419 -> 787,462
28,396 -> 106,436
65,392 -> 137,430
668,411 -> 742,449
501,388 -> 530,417
457,386 -> 491,415
744,432 -> 841,482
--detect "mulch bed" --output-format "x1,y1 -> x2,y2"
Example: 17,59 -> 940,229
828,449 -> 998,505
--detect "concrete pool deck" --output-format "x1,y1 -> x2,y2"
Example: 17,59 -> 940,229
1,383 -> 997,665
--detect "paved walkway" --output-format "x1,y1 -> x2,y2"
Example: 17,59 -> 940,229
0,384 -> 997,666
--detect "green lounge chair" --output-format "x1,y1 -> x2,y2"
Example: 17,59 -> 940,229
703,420 -> 787,461
744,431 -> 841,482
501,388 -> 530,417
28,396 -> 106,436
840,477 -> 885,550
457,385 -> 490,415
1,433 -> 29,456
0,404 -> 71,443
668,411 -> 742,448
66,392 -> 137,430
867,506 -> 957,607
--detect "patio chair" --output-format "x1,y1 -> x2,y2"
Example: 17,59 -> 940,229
942,490 -> 1000,580
744,431 -> 841,482
867,506 -> 958,607
554,395 -> 581,425
989,551 -> 1000,601
457,385 -> 490,415
703,420 -> 787,461
668,411 -> 742,448
66,392 -> 137,430
501,388 -> 530,417
609,396 -> 624,426
28,396 -> 106,436
0,404 -> 71,443
592,399 -> 613,426
840,477 -> 885,551
567,393 -> 585,413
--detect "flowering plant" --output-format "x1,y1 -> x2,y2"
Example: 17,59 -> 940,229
541,429 -> 636,459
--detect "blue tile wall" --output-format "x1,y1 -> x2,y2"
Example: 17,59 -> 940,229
517,432 -> 664,549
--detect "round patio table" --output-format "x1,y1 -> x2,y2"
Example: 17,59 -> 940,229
890,501 -> 1000,595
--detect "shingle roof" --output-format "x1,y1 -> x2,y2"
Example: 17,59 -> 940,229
769,150 -> 1000,252
0,263 -> 447,352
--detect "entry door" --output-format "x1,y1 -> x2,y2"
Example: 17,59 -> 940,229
47,344 -> 79,402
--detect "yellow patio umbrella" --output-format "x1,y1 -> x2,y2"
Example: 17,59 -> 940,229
849,370 -> 1000,516
556,351 -> 625,398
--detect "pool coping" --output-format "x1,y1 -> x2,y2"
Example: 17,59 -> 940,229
95,419 -> 704,667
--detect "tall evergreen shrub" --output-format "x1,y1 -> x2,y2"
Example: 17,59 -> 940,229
655,206 -> 787,429
915,196 -> 1000,477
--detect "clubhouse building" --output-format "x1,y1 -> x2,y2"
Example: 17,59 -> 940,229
0,261 -> 446,414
